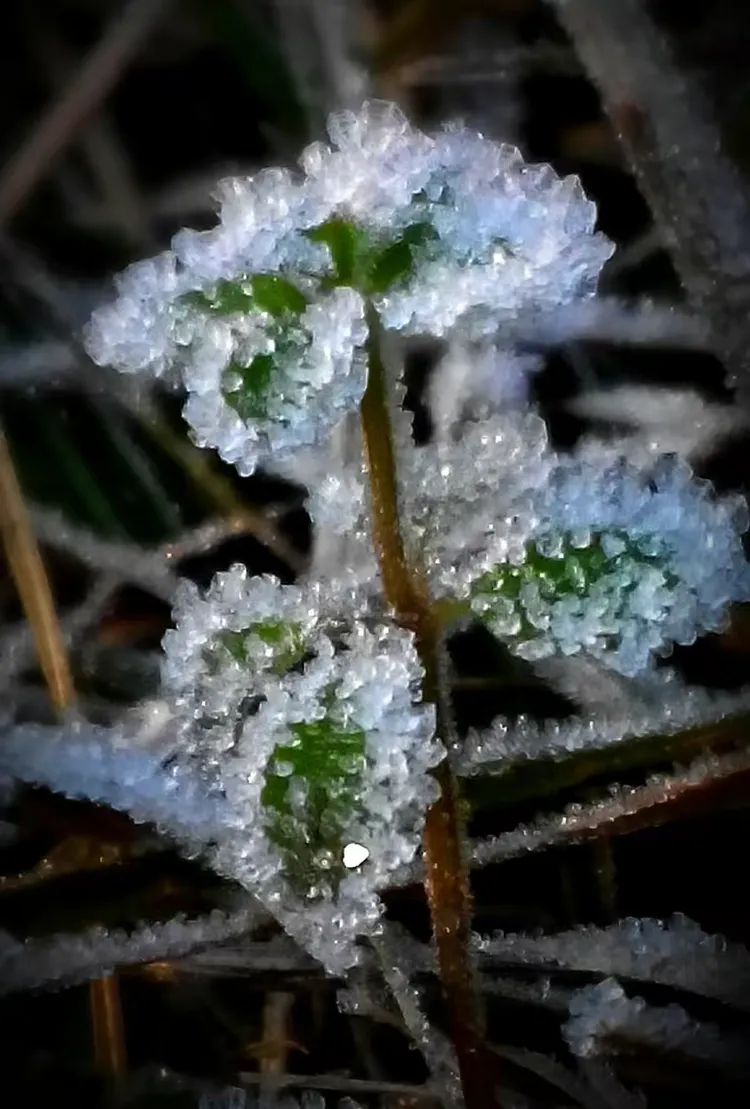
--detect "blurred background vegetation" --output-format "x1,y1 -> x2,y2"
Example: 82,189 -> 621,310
2,1 -> 750,1106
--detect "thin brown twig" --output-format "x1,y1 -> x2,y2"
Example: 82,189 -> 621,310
0,422 -> 127,1076
0,423 -> 76,711
0,0 -> 175,227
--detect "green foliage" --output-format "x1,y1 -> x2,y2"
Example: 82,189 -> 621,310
219,620 -> 306,675
262,711 -> 367,896
185,274 -> 307,318
471,530 -> 668,640
185,274 -> 311,423
307,218 -> 372,286
307,217 -> 437,293
367,221 -> 437,293
222,355 -> 276,421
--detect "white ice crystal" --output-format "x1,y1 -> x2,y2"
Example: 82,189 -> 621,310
85,100 -> 611,480
162,565 -> 441,973
563,978 -> 750,1077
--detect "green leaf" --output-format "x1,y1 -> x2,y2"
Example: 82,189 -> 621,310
250,274 -> 308,317
262,713 -> 367,895
307,216 -> 438,293
219,620 -> 306,674
306,218 -> 371,285
185,274 -> 307,318
184,279 -> 256,315
365,220 -> 437,293
223,354 -> 275,420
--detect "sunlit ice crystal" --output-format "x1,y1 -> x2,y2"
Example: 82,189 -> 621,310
162,565 -> 440,972
446,454 -> 750,676
301,100 -> 440,229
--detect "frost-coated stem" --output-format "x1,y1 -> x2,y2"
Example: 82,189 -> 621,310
360,305 -> 495,1109
549,0 -> 750,394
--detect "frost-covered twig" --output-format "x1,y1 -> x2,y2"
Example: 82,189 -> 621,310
456,673 -> 750,775
492,1045 -> 643,1109
476,916 -> 750,1010
0,897 -> 269,995
372,930 -> 463,1107
0,718 -> 225,848
512,298 -> 710,351
29,505 -> 179,601
470,749 -> 750,868
548,0 -> 750,392
0,574 -> 120,691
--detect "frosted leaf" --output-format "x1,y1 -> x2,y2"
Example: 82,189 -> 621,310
571,385 -> 750,466
182,284 -> 367,476
375,122 -> 613,337
447,454 -> 750,676
163,565 -> 441,973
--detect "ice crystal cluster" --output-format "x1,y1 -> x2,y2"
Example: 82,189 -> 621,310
76,100 -> 750,976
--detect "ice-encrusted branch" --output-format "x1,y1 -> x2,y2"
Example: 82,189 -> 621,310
475,916 -> 750,1010
29,505 -> 180,602
564,978 -> 750,1079
510,298 -> 710,351
548,0 -> 750,392
0,898 -> 269,995
371,930 -> 463,1107
0,718 -> 225,850
470,748 -> 750,868
455,673 -> 750,776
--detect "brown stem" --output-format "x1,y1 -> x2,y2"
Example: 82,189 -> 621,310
360,307 -> 496,1109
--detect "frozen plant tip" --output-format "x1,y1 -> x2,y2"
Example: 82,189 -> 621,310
85,99 -> 612,477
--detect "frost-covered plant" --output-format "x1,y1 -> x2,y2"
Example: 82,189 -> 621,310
54,98 -> 750,1100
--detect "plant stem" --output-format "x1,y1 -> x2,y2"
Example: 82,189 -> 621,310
360,306 -> 495,1109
